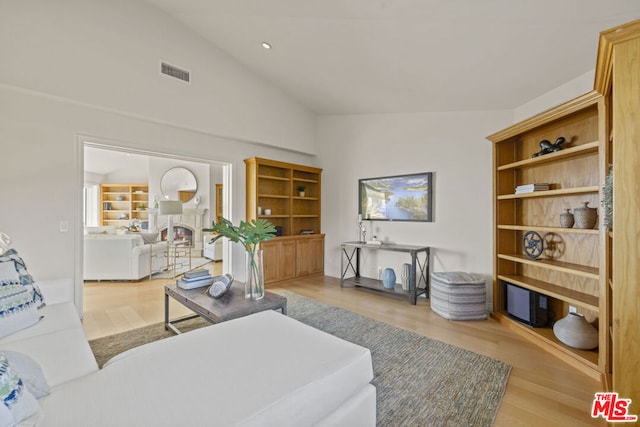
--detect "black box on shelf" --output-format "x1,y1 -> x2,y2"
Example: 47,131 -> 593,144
505,282 -> 549,327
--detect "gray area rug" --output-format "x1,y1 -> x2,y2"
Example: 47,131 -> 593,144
89,290 -> 511,426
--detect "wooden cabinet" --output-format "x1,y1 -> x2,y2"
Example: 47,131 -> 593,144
593,19 -> 640,402
487,91 -> 609,380
246,158 -> 324,284
100,184 -> 149,227
245,157 -> 322,236
260,234 -> 325,284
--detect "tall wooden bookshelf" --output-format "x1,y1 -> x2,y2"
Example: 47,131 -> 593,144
100,184 -> 149,227
487,91 -> 609,381
244,158 -> 324,284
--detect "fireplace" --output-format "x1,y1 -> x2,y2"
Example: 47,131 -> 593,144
155,208 -> 207,256
161,226 -> 193,245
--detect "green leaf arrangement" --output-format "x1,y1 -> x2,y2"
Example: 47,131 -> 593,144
204,217 -> 277,298
203,217 -> 277,254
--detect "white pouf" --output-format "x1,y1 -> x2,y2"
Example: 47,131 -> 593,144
430,271 -> 488,320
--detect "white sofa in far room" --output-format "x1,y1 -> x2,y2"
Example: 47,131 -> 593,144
83,227 -> 168,281
203,236 -> 223,261
1,280 -> 376,426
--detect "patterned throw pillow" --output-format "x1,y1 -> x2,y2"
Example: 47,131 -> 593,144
0,353 -> 39,425
3,352 -> 49,399
0,249 -> 44,308
0,286 -> 39,339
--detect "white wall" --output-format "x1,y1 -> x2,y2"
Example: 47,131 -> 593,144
0,0 -> 315,154
513,70 -> 595,122
316,110 -> 512,306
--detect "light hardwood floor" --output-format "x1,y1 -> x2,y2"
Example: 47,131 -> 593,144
83,266 -> 606,426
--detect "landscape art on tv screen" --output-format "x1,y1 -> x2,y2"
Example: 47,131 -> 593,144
359,172 -> 433,222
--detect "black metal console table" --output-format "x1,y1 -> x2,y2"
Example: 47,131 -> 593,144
340,241 -> 430,305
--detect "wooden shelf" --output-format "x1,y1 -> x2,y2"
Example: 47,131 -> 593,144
498,224 -> 599,235
497,253 -> 599,279
246,157 -> 324,283
258,194 -> 290,199
492,312 -> 600,379
498,186 -> 599,200
498,274 -> 599,310
257,175 -> 290,181
497,141 -> 599,170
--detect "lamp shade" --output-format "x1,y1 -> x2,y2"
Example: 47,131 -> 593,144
158,200 -> 183,215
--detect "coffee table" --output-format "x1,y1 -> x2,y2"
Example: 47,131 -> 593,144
164,282 -> 287,334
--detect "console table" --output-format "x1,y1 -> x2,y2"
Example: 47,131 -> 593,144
340,241 -> 430,304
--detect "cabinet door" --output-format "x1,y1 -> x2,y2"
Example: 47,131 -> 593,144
262,242 -> 280,283
278,240 -> 296,281
296,236 -> 324,276
262,240 -> 296,283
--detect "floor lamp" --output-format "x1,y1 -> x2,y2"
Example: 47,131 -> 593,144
158,200 -> 182,243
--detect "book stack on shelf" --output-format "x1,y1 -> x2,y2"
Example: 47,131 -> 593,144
515,183 -> 550,194
177,269 -> 213,290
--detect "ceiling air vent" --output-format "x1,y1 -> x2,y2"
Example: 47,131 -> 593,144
161,62 -> 190,82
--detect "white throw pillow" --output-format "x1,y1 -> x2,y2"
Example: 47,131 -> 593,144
139,232 -> 159,244
0,353 -> 39,426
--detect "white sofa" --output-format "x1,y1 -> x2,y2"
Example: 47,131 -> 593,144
83,227 -> 168,281
1,280 -> 376,426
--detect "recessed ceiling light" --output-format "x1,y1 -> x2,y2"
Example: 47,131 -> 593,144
261,42 -> 272,50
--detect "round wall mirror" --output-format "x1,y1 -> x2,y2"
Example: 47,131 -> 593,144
160,167 -> 198,203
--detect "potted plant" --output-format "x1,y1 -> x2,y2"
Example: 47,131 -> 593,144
296,185 -> 306,197
203,217 -> 276,299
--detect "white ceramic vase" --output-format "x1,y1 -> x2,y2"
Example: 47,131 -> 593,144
553,312 -> 598,350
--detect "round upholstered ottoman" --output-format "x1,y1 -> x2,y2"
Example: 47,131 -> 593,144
430,272 -> 488,320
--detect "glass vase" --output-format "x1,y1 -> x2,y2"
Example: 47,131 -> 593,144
245,249 -> 265,300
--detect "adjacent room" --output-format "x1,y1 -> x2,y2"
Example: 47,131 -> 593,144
2,1 -> 639,426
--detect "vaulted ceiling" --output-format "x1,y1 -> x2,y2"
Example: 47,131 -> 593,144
144,0 -> 640,115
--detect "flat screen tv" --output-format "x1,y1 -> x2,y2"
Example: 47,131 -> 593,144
359,172 -> 433,222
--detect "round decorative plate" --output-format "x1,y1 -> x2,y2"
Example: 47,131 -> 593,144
522,230 -> 544,259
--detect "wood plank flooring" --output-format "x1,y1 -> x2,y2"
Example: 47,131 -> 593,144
82,266 -> 606,426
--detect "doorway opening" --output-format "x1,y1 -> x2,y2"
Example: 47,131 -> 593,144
80,140 -> 232,339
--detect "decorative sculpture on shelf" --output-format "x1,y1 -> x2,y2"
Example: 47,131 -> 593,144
532,136 -> 566,157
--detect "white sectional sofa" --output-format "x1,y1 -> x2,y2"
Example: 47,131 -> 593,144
1,280 -> 376,426
83,227 -> 168,281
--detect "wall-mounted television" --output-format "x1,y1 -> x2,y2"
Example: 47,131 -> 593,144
359,172 -> 433,222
